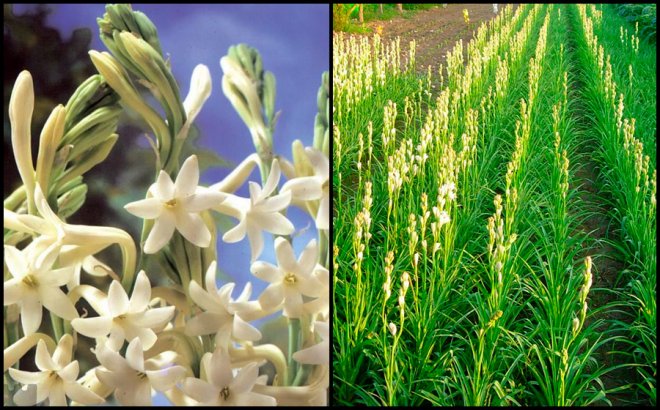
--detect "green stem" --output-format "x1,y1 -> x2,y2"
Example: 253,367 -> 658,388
287,318 -> 301,385
3,186 -> 26,212
50,312 -> 63,342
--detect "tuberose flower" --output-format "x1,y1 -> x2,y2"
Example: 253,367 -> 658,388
214,159 -> 294,262
8,335 -> 104,406
182,347 -> 276,406
124,155 -> 225,254
292,321 -> 329,366
71,271 -> 174,351
94,337 -> 186,406
185,261 -> 262,348
4,241 -> 78,335
250,237 -> 323,318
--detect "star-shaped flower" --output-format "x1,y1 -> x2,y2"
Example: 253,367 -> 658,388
8,335 -> 104,406
250,237 -> 323,318
124,154 -> 225,254
94,337 -> 186,406
4,241 -> 78,335
182,347 -> 275,406
292,321 -> 329,366
281,146 -> 329,230
71,271 -> 174,351
185,261 -> 262,348
214,159 -> 294,262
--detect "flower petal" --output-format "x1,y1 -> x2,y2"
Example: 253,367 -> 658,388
8,368 -> 46,385
124,197 -> 162,219
261,159 -> 281,198
131,306 -> 175,328
182,377 -> 217,404
232,314 -> 261,342
175,211 -> 211,248
143,211 -> 176,254
283,290 -> 304,318
35,339 -> 57,371
154,170 -> 175,200
4,278 -> 23,305
292,341 -> 328,365
250,262 -> 282,284
182,64 -> 212,126
183,189 -> 226,212
274,237 -> 298,274
208,348 -> 232,389
64,380 -> 104,405
315,195 -> 329,230
185,312 -> 225,337
71,316 -> 113,339
146,365 -> 186,391
235,392 -> 277,406
175,155 -> 200,198
4,245 -> 28,278
125,338 -> 145,372
57,361 -> 79,382
204,261 -> 219,295
128,271 -> 151,314
258,191 -> 292,212
305,146 -> 329,180
281,176 -> 323,201
222,218 -> 247,243
48,381 -> 67,406
21,295 -> 43,335
258,283 -> 284,311
298,239 -> 319,276
13,384 -> 39,406
53,335 -> 74,370
251,212 -> 294,235
40,287 -> 78,320
107,280 -> 129,317
189,281 -> 221,313
231,362 -> 258,395
115,381 -> 152,406
246,222 -> 264,262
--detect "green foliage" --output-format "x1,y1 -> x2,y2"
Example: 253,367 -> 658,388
612,3 -> 656,42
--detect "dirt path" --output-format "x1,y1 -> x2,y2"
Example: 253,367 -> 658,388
360,4 -> 513,74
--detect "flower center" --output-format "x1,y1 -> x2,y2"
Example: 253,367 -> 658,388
164,198 -> 178,209
284,272 -> 297,285
22,274 -> 39,289
220,386 -> 230,400
137,371 -> 148,380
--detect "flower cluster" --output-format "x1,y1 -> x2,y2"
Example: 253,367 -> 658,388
4,4 -> 328,407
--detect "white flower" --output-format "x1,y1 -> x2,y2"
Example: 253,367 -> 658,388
303,264 -> 329,317
182,347 -> 276,406
71,271 -> 174,351
124,155 -> 225,254
292,321 -> 329,365
250,237 -> 323,318
281,147 -> 329,230
8,335 -> 104,406
9,71 -> 36,205
185,261 -> 262,348
94,337 -> 186,406
215,159 -> 294,262
177,64 -> 212,140
3,242 -> 78,335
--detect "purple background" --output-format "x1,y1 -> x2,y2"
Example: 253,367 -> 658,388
11,4 -> 328,405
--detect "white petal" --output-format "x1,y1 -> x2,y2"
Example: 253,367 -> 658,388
232,314 -> 261,342
222,218 -> 247,243
274,237 -> 298,273
146,365 -> 186,391
235,392 -> 277,406
35,340 -> 57,371
305,146 -> 329,180
128,271 -> 151,314
8,368 -> 46,385
71,316 -> 113,339
52,334 -> 73,368
175,155 -> 200,198
21,295 -> 43,335
143,211 -> 176,254
251,212 -> 294,235
293,339 -> 328,365
13,384 -> 39,406
216,282 -> 235,306
125,338 -> 145,372
258,284 -> 284,311
209,348 -> 232,389
57,361 -> 79,382
4,278 -> 23,305
48,381 -> 67,406
124,197 -> 162,219
315,194 -> 329,230
115,380 -> 152,406
283,290 -> 304,318
296,275 -> 323,298
204,261 -> 219,295
298,239 -> 319,276
107,280 -> 129,317
131,306 -> 175,328
235,281 -> 252,303
122,324 -> 158,351
154,170 -> 175,200
315,321 -> 329,339
183,377 -> 217,404
64,380 -> 104,405
189,281 -> 222,313
175,211 -> 211,248
231,362 -> 258,394
33,184 -> 58,224
281,176 -> 323,201
185,312 -> 225,337
40,287 -> 78,320
39,266 -> 75,288
258,191 -> 292,212
4,245 -> 28,278
261,159 -> 281,198
246,223 -> 264,262
250,262 -> 282,283
182,189 -> 225,212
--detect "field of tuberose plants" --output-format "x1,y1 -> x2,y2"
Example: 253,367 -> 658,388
333,4 -> 655,406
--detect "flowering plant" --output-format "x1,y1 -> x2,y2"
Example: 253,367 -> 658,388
4,4 -> 328,406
